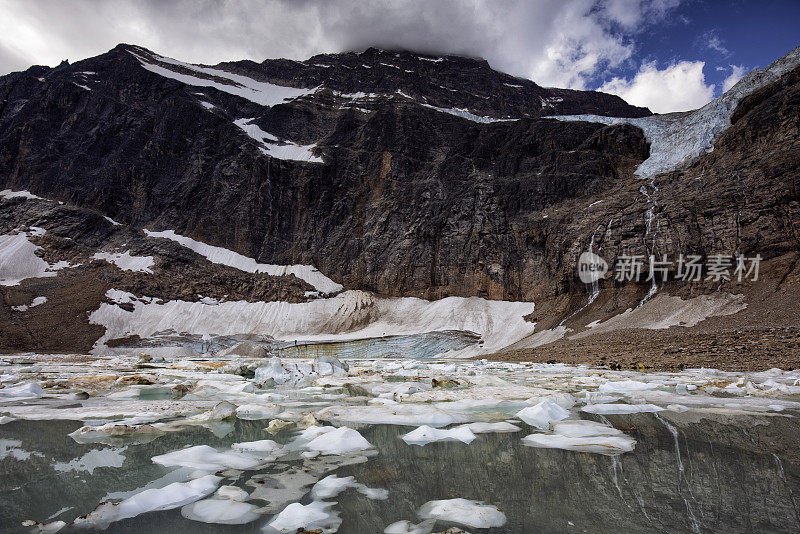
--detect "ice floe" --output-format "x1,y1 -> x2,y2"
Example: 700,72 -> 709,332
231,438 -> 282,453
0,382 -> 44,399
417,498 -> 507,528
310,474 -> 388,500
383,519 -> 437,534
461,421 -> 521,433
516,399 -> 571,430
151,445 -> 262,470
180,496 -> 260,524
521,433 -> 636,455
581,403 -> 664,415
400,425 -> 477,446
304,426 -> 373,455
264,500 -> 341,533
74,474 -> 222,529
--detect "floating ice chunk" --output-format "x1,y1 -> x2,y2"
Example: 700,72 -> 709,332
401,425 -> 476,446
231,439 -> 282,453
461,422 -> 521,433
143,229 -> 342,293
74,474 -> 222,529
0,382 -> 44,399
0,416 -> 16,424
24,519 -> 66,533
551,420 -> 623,438
264,500 -> 341,533
235,404 -> 281,420
53,447 -> 127,474
526,392 -> 576,409
667,404 -> 691,413
417,498 -> 507,528
305,426 -> 373,455
581,403 -> 664,415
255,358 -> 293,384
188,401 -> 237,422
181,497 -> 260,524
521,433 -> 636,455
516,400 -> 570,430
91,251 -> 154,273
598,380 -> 659,394
215,486 -> 249,501
152,445 -> 261,471
383,519 -> 436,534
316,403 -> 469,427
68,422 -> 164,444
310,474 -> 389,500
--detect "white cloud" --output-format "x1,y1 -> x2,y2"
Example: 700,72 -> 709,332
701,29 -> 731,57
599,60 -> 715,113
0,0 -> 681,93
722,64 -> 747,92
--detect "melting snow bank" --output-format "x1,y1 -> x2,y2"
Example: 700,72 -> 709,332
0,227 -> 72,285
89,289 -> 536,357
143,229 -> 342,293
550,46 -> 800,178
571,293 -> 746,338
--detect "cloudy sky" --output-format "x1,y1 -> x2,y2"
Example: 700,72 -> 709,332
0,0 -> 797,113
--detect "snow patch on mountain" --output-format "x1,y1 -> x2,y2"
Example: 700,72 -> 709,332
1,189 -> 43,200
143,229 -> 342,293
420,103 -> 518,123
551,46 -> 800,178
131,50 -> 316,107
233,118 -> 323,163
92,251 -> 155,273
0,228 -> 71,286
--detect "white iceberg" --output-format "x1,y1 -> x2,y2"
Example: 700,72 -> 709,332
516,399 -> 570,430
400,425 -> 476,446
417,498 -> 507,529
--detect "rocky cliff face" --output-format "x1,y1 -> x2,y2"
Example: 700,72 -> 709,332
0,44 -> 798,354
